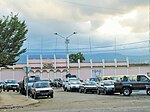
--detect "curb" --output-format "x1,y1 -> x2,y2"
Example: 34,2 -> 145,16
0,98 -> 40,110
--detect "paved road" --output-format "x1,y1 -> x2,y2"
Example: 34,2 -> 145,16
2,89 -> 150,112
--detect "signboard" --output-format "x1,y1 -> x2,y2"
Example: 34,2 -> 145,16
92,69 -> 102,77
23,66 -> 31,73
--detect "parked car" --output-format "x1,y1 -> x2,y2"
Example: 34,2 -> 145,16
66,80 -> 81,92
114,74 -> 150,96
63,77 -> 80,91
0,82 -> 4,88
3,80 -> 19,92
97,80 -> 116,95
30,81 -> 53,99
86,77 -> 100,84
79,81 -> 97,94
41,79 -> 54,87
53,78 -> 63,88
19,75 -> 41,95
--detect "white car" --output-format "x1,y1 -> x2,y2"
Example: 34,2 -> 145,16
63,78 -> 80,91
30,81 -> 53,99
66,80 -> 81,92
3,80 -> 19,92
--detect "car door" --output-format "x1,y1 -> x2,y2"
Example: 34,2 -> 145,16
134,75 -> 150,90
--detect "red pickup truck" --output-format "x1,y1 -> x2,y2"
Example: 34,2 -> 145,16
114,74 -> 150,96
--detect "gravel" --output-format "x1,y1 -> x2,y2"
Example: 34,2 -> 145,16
2,89 -> 150,112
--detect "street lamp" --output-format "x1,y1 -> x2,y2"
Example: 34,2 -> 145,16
54,32 -> 77,73
54,32 -> 77,55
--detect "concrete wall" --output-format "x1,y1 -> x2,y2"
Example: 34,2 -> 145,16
0,66 -> 149,82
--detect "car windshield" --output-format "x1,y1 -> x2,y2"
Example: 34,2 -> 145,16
7,80 -> 16,84
89,78 -> 99,82
35,82 -> 50,88
70,81 -> 80,84
85,81 -> 96,86
69,79 -> 79,82
27,77 -> 40,83
103,81 -> 114,86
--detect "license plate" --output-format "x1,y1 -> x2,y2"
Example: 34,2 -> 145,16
41,93 -> 48,95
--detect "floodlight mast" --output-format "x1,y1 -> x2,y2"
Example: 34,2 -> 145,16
54,32 -> 77,73
54,32 -> 77,55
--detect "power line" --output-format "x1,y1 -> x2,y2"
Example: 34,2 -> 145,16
27,45 -> 149,54
27,40 -> 149,51
60,0 -> 126,13
76,40 -> 149,50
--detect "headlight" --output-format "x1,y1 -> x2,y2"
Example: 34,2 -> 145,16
36,91 -> 40,93
49,90 -> 53,93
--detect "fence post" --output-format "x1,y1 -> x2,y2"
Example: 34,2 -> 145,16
90,59 -> 93,77
102,59 -> 105,80
78,59 -> 80,78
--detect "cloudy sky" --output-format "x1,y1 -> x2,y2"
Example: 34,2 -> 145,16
0,0 -> 149,55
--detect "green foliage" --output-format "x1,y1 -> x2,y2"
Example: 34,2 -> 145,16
0,13 -> 28,67
69,52 -> 85,63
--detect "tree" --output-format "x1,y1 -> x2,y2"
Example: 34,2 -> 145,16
0,13 -> 28,67
69,52 -> 85,63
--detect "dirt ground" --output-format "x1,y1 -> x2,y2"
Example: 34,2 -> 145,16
1,89 -> 150,112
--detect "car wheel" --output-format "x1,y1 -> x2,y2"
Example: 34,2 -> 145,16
13,90 -> 15,92
97,89 -> 100,95
31,94 -> 34,98
29,93 -> 32,97
66,88 -> 69,92
33,93 -> 37,99
7,89 -> 9,92
104,89 -> 107,95
79,88 -> 82,93
146,89 -> 150,95
64,87 -> 66,91
3,89 -> 5,92
70,88 -> 72,92
84,89 -> 87,94
51,94 -> 53,98
122,87 -> 132,96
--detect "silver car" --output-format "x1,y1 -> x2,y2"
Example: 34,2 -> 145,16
97,80 -> 116,95
66,80 -> 81,92
79,81 -> 97,94
30,81 -> 53,99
